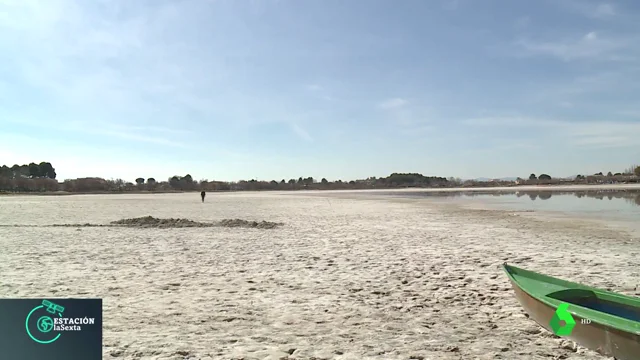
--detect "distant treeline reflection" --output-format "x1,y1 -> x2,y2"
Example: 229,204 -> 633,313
418,190 -> 640,207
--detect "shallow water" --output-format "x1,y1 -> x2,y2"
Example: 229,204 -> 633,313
373,189 -> 640,236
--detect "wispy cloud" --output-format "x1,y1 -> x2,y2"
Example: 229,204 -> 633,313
304,84 -> 335,102
593,3 -> 616,18
85,129 -> 189,148
526,69 -> 640,105
378,98 -> 408,110
290,123 -> 313,142
3,117 -> 191,148
389,108 -> 430,127
462,138 -> 539,156
617,110 -> 640,118
559,101 -> 574,108
515,31 -> 633,62
396,125 -> 435,137
0,0 -> 231,130
464,116 -> 640,148
106,124 -> 194,136
559,1 -> 617,19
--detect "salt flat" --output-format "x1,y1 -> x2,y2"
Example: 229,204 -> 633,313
0,192 -> 638,360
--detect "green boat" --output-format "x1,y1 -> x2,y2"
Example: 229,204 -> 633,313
503,263 -> 640,360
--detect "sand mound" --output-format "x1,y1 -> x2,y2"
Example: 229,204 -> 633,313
218,218 -> 284,229
1,216 -> 284,229
109,216 -> 283,229
109,216 -> 214,228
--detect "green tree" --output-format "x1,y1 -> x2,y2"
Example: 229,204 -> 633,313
147,178 -> 156,184
39,162 -> 57,179
183,174 -> 193,183
28,162 -> 41,178
539,174 -> 551,180
607,171 -> 613,177
0,165 -> 10,178
18,165 -> 30,178
321,178 -> 328,184
635,166 -> 640,177
529,174 -> 537,180
135,178 -> 145,185
169,176 -> 181,188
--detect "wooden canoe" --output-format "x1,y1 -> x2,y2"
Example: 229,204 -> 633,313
503,263 -> 640,360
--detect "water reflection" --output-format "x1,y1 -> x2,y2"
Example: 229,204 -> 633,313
391,189 -> 640,207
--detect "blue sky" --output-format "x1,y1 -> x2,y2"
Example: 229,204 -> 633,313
1,0 -> 639,181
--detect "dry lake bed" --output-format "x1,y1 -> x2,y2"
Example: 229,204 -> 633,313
1,189 -> 639,360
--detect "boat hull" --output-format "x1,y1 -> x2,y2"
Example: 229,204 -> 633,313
509,278 -> 640,360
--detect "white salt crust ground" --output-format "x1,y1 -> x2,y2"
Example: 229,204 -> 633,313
0,191 -> 638,360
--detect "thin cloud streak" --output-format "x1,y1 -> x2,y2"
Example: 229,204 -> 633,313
515,31 -> 633,62
617,110 -> 640,118
106,124 -> 194,136
290,123 -> 313,142
592,3 -> 616,18
378,98 -> 408,109
78,128 -> 190,148
4,117 -> 191,148
463,116 -> 640,148
558,1 -> 617,19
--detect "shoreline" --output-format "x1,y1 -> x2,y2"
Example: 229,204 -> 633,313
307,183 -> 640,193
1,183 -> 640,196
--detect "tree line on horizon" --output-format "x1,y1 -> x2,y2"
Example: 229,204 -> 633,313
0,162 -> 57,179
0,162 -> 453,192
1,161 -> 639,193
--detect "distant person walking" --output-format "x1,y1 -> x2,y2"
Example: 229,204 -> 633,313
201,191 -> 206,202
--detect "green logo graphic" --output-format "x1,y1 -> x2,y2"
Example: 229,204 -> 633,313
43,299 -> 65,315
36,316 -> 54,333
25,300 -> 64,344
550,302 -> 576,336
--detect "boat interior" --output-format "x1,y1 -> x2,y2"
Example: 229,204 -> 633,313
547,289 -> 640,322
